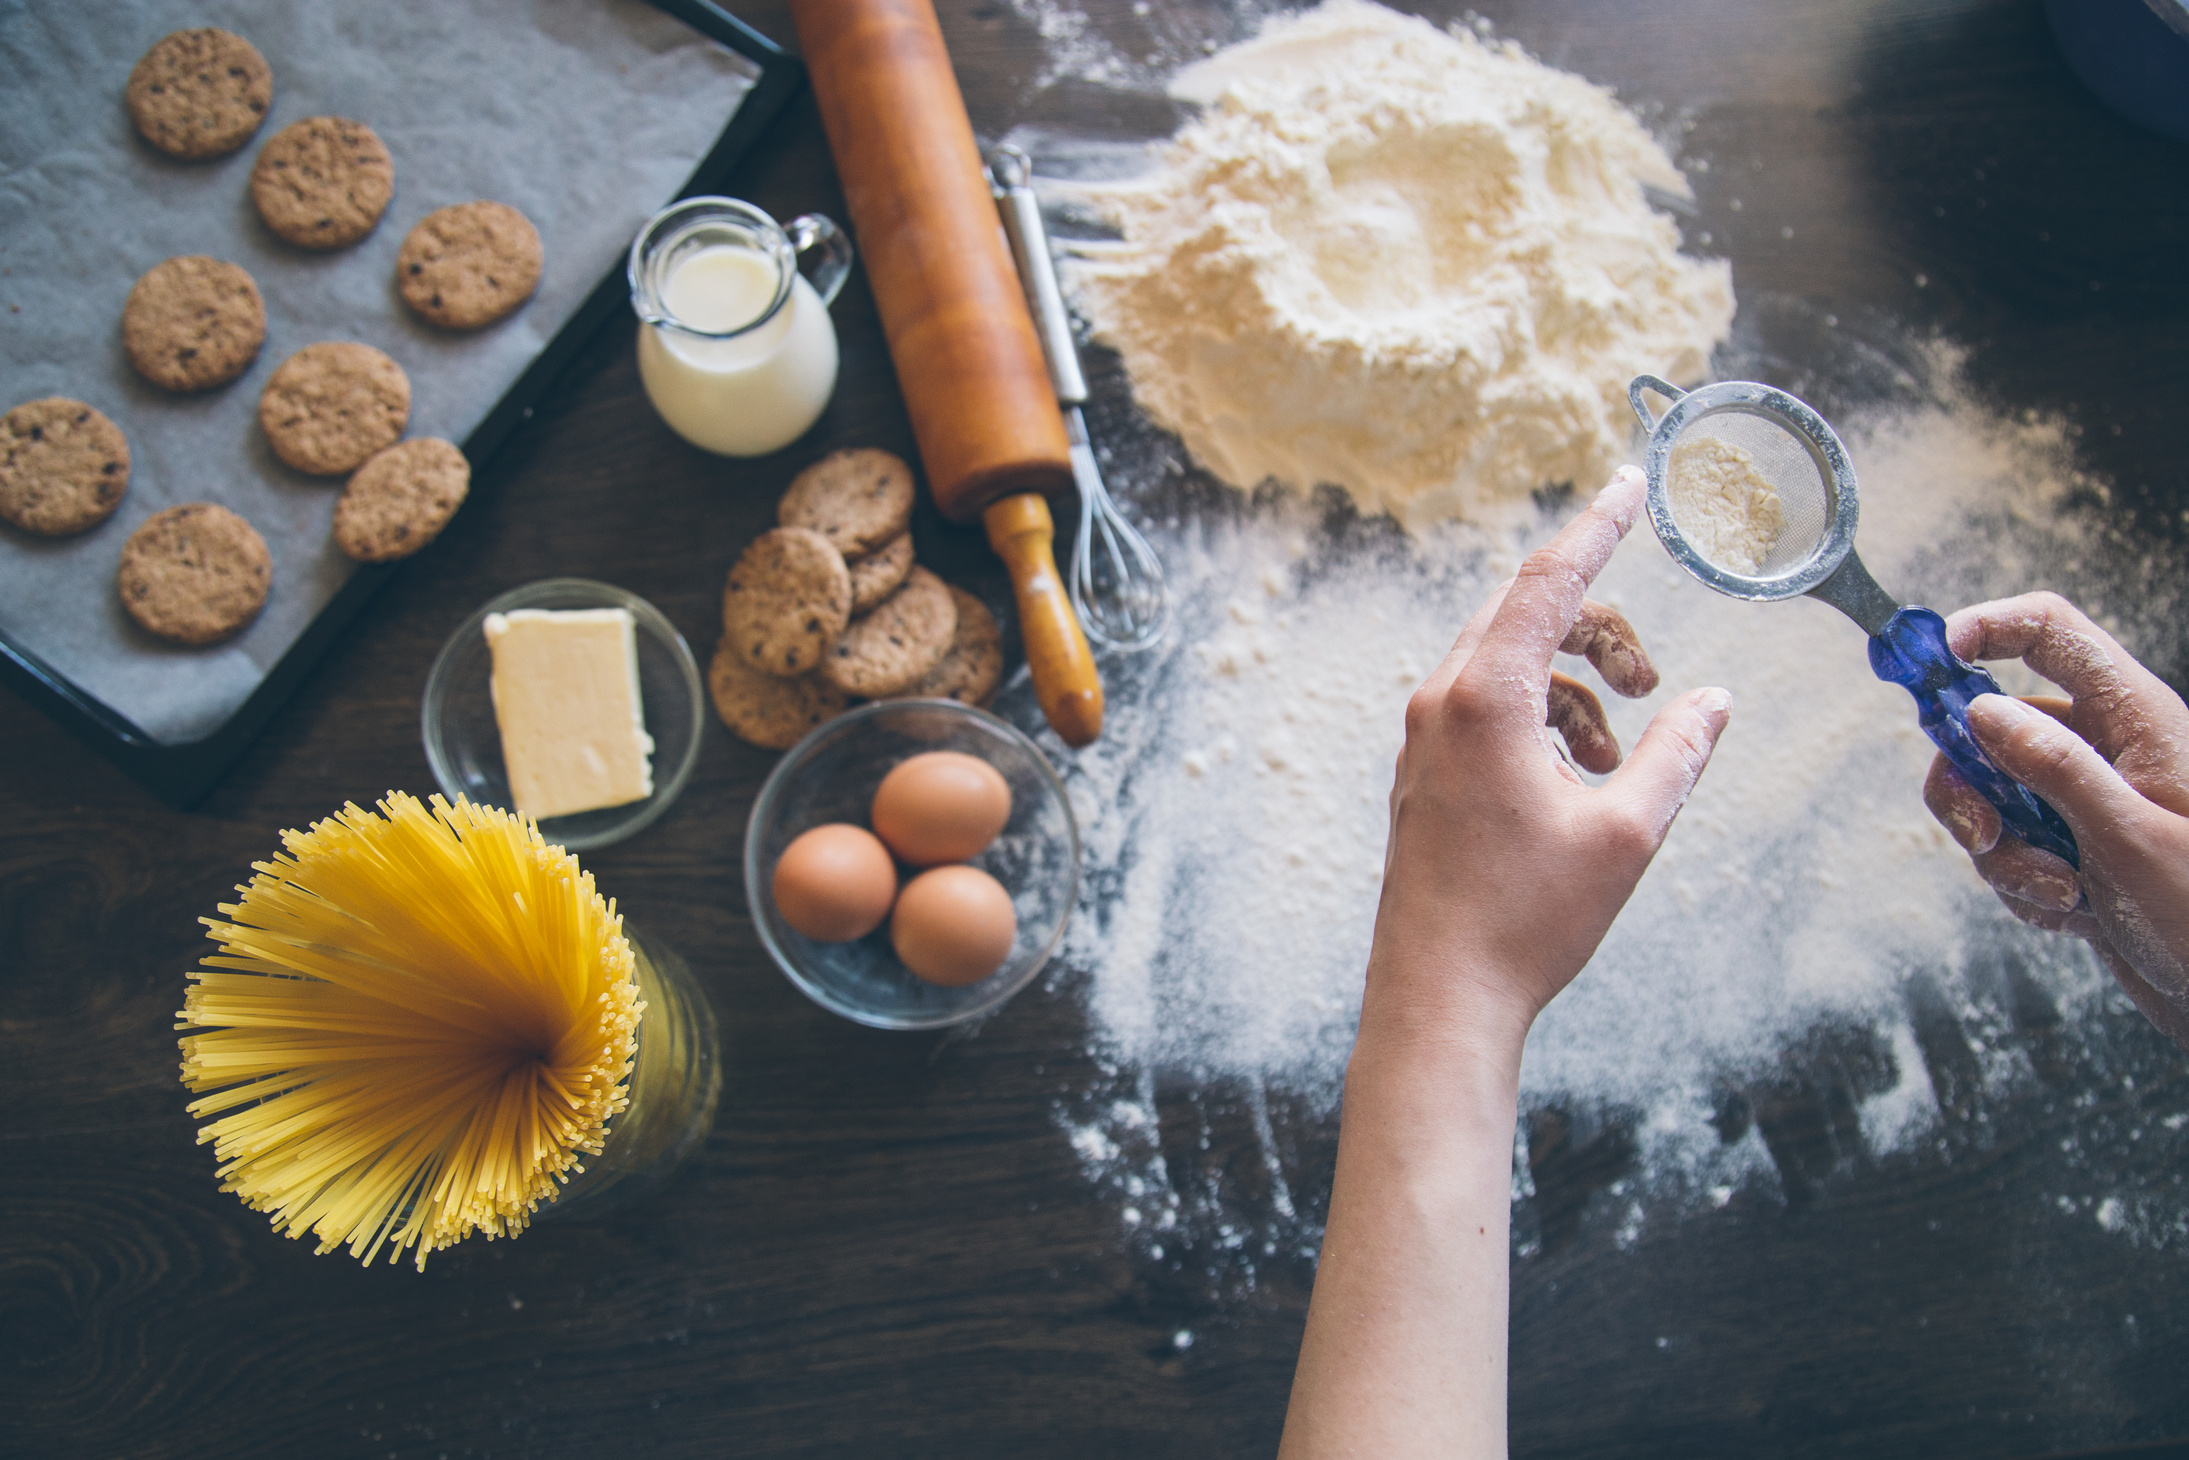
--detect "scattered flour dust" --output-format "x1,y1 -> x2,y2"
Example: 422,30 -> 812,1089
1003,0 -> 2188,1285
1666,434 -> 1787,575
996,0 -> 1260,93
1044,348 -> 2189,1271
1067,0 -> 1734,529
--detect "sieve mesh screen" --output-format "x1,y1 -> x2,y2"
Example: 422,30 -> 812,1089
1665,408 -> 1831,579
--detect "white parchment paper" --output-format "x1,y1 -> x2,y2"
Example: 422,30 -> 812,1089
0,0 -> 758,743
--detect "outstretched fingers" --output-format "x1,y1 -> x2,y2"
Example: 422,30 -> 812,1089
1413,469 -> 1653,773
1414,581 -> 1514,708
1597,688 -> 1733,860
1472,467 -> 1648,701
1547,673 -> 1621,774
1560,600 -> 1660,698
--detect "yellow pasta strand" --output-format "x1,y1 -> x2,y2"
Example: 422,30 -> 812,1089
176,792 -> 642,1270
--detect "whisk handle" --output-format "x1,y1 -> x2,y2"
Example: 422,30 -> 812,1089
985,493 -> 1104,747
989,145 -> 1088,405
1868,607 -> 2081,868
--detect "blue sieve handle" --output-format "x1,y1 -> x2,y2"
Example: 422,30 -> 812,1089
1868,607 -> 2080,868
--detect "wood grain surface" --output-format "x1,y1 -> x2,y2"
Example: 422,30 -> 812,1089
5,2 -> 2188,1457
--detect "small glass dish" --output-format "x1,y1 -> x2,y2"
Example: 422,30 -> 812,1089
422,578 -> 704,852
745,700 -> 1079,1030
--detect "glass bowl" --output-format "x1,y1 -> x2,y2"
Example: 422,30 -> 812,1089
745,700 -> 1079,1030
422,578 -> 704,851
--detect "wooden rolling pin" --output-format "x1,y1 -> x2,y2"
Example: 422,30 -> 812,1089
790,0 -> 1103,748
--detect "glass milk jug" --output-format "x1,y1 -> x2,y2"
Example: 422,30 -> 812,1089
628,197 -> 854,457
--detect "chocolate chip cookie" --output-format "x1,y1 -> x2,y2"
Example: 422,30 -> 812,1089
333,437 -> 469,562
126,28 -> 272,160
892,586 -> 1003,707
778,448 -> 916,559
708,638 -> 852,750
396,201 -> 543,330
820,565 -> 956,698
116,502 -> 271,645
250,116 -> 394,250
723,526 -> 851,678
122,255 -> 266,393
258,342 -> 410,476
847,531 -> 913,614
0,398 -> 130,537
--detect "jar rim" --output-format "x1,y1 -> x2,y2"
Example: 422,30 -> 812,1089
627,195 -> 795,342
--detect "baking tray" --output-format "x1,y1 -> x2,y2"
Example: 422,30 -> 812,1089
0,0 -> 802,808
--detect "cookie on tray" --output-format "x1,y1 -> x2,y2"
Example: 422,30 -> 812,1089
250,116 -> 394,250
333,438 -> 469,562
122,255 -> 266,393
723,526 -> 851,679
892,586 -> 1003,707
708,638 -> 852,751
819,565 -> 956,698
258,342 -> 410,476
396,201 -> 543,330
117,502 -> 271,645
847,531 -> 913,614
0,398 -> 130,537
126,28 -> 272,160
778,448 -> 915,559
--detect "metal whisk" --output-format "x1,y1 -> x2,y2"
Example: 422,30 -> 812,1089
988,145 -> 1169,652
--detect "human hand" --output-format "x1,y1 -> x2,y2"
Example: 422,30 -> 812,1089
1922,592 -> 2189,1048
1362,466 -> 1733,1059
1281,471 -> 1727,1460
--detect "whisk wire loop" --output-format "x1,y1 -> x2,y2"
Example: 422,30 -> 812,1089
1067,424 -> 1169,651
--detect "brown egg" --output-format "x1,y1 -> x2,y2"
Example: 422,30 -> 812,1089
771,823 -> 897,942
870,751 -> 1012,866
890,864 -> 1017,987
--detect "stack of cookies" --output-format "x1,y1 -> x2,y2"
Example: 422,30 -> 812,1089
710,449 -> 1005,750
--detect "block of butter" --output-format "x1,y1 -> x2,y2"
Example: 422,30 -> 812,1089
484,608 -> 655,820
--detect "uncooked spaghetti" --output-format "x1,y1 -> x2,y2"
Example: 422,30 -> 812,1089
177,792 -> 643,1270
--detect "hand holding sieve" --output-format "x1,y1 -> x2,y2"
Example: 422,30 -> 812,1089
1628,375 -> 2080,868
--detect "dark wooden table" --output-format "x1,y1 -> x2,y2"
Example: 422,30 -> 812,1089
6,2 -> 2189,1456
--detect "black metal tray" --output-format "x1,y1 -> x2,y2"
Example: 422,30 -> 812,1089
0,0 -> 802,808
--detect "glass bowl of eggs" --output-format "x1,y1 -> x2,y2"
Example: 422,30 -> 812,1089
744,699 -> 1079,1030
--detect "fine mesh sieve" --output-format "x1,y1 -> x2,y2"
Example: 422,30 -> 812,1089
1664,411 -> 1831,579
1630,376 -> 1871,613
1628,374 -> 2082,870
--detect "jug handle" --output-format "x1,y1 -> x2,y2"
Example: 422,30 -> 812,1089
785,213 -> 855,308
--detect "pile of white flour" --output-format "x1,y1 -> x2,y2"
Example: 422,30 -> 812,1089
1067,0 -> 1735,528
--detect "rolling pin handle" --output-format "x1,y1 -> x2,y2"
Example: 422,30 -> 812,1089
984,493 -> 1103,748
